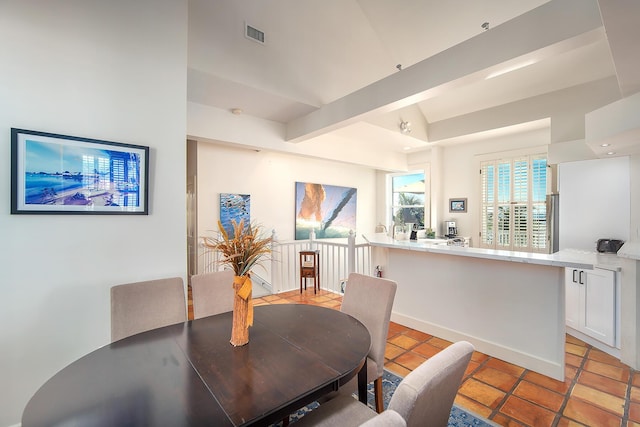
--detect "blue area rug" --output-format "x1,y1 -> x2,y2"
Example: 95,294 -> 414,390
277,369 -> 498,426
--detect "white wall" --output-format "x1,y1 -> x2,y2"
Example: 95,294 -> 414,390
196,141 -> 378,282
0,2 -> 187,426
559,157 -> 630,250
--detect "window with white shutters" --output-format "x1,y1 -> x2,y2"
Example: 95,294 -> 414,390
480,155 -> 548,252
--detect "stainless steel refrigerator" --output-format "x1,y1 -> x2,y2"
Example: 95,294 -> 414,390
546,193 -> 559,253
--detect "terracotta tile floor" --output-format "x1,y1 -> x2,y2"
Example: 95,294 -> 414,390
188,287 -> 640,427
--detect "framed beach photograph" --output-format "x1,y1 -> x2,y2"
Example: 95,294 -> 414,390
11,128 -> 149,214
449,198 -> 467,213
295,181 -> 357,240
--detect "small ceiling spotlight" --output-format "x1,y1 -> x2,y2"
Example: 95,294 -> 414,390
481,22 -> 490,31
396,64 -> 403,71
600,143 -> 611,147
231,108 -> 243,115
606,151 -> 616,155
399,120 -> 412,134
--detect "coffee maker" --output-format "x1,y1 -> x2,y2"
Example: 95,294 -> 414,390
444,221 -> 457,238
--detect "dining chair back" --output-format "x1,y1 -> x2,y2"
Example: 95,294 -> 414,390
293,341 -> 473,427
110,277 -> 187,342
292,394 -> 406,427
340,272 -> 397,412
388,340 -> 475,427
359,410 -> 406,426
191,270 -> 235,319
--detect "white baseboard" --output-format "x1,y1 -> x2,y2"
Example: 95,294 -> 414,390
391,311 -> 564,381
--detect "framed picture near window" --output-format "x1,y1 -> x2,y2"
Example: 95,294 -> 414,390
449,198 -> 467,213
11,128 -> 149,214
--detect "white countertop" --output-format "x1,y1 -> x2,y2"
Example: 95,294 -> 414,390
617,242 -> 640,261
363,234 -> 621,270
554,249 -> 622,272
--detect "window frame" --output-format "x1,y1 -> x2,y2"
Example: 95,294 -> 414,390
387,169 -> 428,231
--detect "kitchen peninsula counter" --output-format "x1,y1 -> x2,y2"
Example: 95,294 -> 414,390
364,234 -> 601,269
363,234 -> 585,380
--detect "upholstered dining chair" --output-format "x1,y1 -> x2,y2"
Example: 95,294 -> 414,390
110,277 -> 187,342
359,410 -> 406,427
191,270 -> 235,319
294,341 -> 474,427
339,272 -> 397,413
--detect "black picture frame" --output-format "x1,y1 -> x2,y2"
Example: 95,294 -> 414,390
449,198 -> 467,213
11,128 -> 149,215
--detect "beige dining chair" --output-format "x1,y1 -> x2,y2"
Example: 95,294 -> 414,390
191,270 -> 235,319
294,341 -> 474,427
110,277 -> 187,342
360,410 -> 406,426
338,272 -> 397,413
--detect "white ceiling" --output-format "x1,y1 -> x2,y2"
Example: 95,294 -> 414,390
187,0 -> 640,156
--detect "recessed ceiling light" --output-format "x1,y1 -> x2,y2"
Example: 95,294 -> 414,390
600,143 -> 611,147
606,151 -> 616,155
403,146 -> 411,151
231,108 -> 243,115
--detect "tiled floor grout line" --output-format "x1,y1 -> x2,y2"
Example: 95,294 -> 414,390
552,355 -> 582,427
465,356 -> 506,422
491,367 -> 529,424
624,360 -> 634,424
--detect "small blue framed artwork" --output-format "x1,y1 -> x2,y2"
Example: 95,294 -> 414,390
295,182 -> 357,240
220,193 -> 250,237
449,198 -> 467,213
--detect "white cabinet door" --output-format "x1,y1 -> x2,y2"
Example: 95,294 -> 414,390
583,268 -> 615,346
565,268 -> 581,330
565,267 -> 616,347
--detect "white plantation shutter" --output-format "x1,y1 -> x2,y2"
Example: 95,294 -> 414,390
480,164 -> 494,245
513,158 -> 528,249
497,162 -> 510,248
480,155 -> 549,253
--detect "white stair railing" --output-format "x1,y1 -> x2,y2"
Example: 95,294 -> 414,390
199,229 -> 372,294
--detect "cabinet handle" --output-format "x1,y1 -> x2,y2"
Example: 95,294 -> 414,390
579,270 -> 585,285
572,269 -> 577,283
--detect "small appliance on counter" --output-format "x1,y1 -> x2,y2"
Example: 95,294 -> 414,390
446,237 -> 471,247
444,221 -> 457,238
409,224 -> 418,241
596,239 -> 625,254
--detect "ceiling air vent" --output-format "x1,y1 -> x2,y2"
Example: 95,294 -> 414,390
245,23 -> 265,44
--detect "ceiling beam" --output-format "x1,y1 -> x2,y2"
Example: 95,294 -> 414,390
285,0 -> 603,143
598,0 -> 640,97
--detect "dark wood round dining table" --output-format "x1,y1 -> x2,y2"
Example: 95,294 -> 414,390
22,304 -> 371,427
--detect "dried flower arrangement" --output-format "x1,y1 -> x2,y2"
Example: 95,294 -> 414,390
203,219 -> 273,276
202,219 -> 272,346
